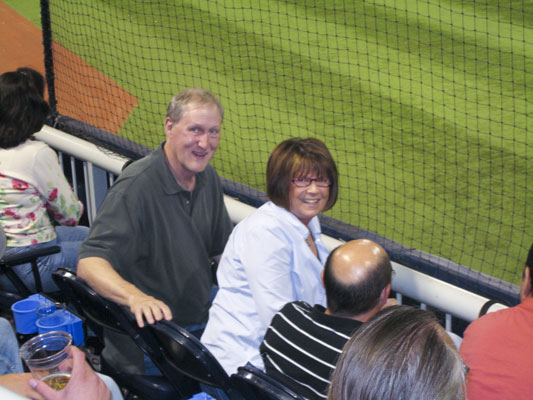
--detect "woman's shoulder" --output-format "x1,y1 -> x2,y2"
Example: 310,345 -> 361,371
245,202 -> 287,225
1,139 -> 49,156
22,139 -> 49,151
26,140 -> 58,164
237,202 -> 302,236
0,140 -> 55,173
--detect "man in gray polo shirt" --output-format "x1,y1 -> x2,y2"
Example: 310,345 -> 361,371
77,88 -> 233,373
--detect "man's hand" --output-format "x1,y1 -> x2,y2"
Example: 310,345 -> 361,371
127,292 -> 172,327
78,257 -> 172,327
0,373 -> 44,400
29,347 -> 110,400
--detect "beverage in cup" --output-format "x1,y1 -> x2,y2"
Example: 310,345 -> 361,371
19,331 -> 73,391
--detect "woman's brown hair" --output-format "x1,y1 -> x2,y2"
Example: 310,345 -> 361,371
266,137 -> 338,212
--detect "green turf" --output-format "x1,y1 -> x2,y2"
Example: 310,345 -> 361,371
3,0 -> 41,27
4,0 -> 532,287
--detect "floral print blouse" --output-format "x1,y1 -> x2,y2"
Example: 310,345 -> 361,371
0,139 -> 83,247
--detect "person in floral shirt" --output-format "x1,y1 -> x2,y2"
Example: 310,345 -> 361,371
0,68 -> 88,292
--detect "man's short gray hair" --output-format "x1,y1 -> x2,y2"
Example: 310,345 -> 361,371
166,88 -> 224,122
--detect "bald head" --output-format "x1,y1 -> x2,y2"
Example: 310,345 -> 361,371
324,239 -> 392,316
329,239 -> 389,286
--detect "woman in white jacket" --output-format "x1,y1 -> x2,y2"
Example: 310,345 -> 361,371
202,137 -> 339,375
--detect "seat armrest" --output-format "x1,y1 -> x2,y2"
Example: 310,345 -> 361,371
3,245 -> 61,266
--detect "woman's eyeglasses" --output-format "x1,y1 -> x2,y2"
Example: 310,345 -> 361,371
291,178 -> 331,187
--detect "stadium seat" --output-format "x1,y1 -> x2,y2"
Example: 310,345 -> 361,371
230,365 -> 306,400
147,319 -> 244,400
51,268 -> 196,400
0,228 -> 62,310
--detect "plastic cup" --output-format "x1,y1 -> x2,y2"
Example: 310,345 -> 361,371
36,304 -> 69,335
19,331 -> 73,391
11,299 -> 41,334
36,314 -> 70,335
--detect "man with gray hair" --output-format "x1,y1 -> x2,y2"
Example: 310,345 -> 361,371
78,88 -> 233,373
260,239 -> 395,400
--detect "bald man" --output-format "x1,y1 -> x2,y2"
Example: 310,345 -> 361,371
260,239 -> 396,400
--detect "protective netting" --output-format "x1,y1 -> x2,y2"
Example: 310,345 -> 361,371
41,0 -> 531,297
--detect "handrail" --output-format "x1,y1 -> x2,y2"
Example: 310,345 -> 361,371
36,125 -> 507,325
36,126 -> 128,175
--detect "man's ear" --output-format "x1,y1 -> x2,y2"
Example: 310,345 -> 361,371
520,266 -> 531,300
321,269 -> 325,289
164,117 -> 173,137
380,283 -> 391,302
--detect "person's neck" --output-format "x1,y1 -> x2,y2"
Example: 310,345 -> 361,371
163,146 -> 195,191
324,306 -> 379,323
522,294 -> 533,303
296,214 -> 312,227
172,168 -> 195,191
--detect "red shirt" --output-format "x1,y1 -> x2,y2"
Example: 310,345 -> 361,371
460,297 -> 533,400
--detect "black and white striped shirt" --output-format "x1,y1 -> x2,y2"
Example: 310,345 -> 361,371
260,301 -> 362,400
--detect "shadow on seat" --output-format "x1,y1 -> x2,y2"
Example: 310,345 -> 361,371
230,365 -> 306,400
0,228 -> 62,310
51,268 -> 195,400
148,320 -> 244,400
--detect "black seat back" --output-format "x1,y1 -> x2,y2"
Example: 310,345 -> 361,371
52,268 -> 126,335
230,365 -> 306,400
52,269 -> 193,400
149,320 -> 243,400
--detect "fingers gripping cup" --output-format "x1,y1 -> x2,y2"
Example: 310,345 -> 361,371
19,331 -> 73,391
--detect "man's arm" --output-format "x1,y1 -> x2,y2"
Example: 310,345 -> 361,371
0,373 -> 44,400
78,257 -> 172,327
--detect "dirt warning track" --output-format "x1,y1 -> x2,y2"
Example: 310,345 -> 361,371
0,1 -> 137,133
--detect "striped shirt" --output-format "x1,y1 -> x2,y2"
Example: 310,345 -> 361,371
260,301 -> 362,400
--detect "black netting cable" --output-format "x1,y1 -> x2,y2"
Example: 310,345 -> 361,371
40,0 -> 57,112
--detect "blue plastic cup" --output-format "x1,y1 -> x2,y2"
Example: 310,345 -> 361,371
11,299 -> 41,334
188,393 -> 216,400
36,313 -> 70,335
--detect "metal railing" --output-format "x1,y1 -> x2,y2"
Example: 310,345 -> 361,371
35,125 -> 509,337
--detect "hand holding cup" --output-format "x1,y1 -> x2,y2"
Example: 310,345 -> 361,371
19,331 -> 73,391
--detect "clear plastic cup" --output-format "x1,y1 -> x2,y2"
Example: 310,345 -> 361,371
19,331 -> 73,391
